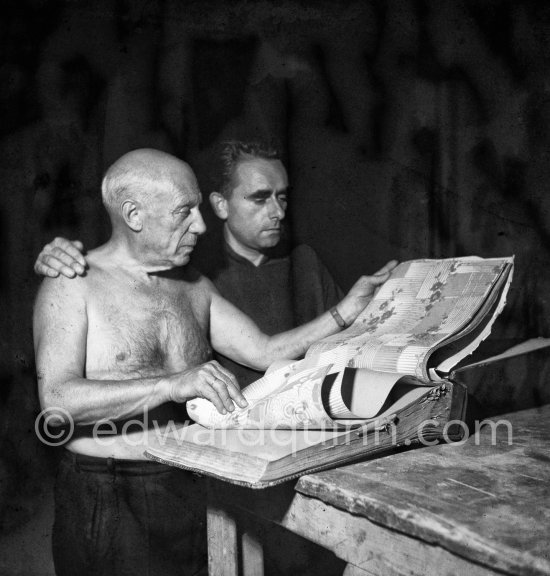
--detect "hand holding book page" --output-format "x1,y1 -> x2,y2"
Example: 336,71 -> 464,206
188,256 -> 514,430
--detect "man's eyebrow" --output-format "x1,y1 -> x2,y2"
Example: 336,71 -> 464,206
172,202 -> 192,213
173,192 -> 202,211
246,187 -> 289,199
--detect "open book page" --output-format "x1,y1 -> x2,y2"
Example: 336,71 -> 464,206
189,364 -> 335,429
327,369 -> 427,419
428,266 -> 513,376
307,256 -> 514,380
187,256 -> 513,430
187,357 -> 409,429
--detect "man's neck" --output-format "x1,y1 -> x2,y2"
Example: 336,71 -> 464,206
223,226 -> 267,267
99,236 -> 173,278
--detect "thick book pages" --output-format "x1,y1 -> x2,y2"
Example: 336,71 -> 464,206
145,380 -> 467,488
186,256 -> 514,430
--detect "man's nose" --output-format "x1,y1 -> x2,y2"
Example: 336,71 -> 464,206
190,207 -> 207,235
267,197 -> 285,220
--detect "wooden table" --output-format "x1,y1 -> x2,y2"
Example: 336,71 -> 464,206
206,405 -> 550,576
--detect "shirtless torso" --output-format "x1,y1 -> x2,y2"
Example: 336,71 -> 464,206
37,247 -> 217,459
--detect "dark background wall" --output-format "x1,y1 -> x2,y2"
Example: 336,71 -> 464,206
1,0 -> 549,567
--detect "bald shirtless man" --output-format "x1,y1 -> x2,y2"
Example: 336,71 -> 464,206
33,148 -> 397,576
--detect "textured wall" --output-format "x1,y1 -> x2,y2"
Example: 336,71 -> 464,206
1,0 -> 549,545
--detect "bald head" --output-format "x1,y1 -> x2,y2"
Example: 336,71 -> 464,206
101,148 -> 196,215
99,149 -> 206,269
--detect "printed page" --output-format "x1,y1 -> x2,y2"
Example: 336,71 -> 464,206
188,364 -> 337,429
187,361 -> 410,429
307,256 -> 513,380
188,256 -> 513,429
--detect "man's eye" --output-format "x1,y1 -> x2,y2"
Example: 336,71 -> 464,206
254,198 -> 267,205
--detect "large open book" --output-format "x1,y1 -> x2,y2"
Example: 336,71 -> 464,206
146,256 -> 517,487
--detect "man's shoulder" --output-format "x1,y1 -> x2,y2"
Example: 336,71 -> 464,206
35,250 -> 107,305
34,274 -> 88,321
38,250 -> 108,299
175,265 -> 217,297
38,270 -> 89,294
290,243 -> 322,263
289,243 -> 342,300
180,264 -> 206,281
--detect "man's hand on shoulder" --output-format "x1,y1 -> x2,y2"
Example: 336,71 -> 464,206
335,260 -> 399,326
163,360 -> 248,415
34,237 -> 87,278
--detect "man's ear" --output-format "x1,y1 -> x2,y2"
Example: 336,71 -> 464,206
209,192 -> 228,220
121,200 -> 143,232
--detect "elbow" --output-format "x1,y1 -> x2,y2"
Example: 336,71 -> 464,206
256,353 -> 273,372
247,341 -> 272,372
261,342 -> 296,370
40,402 -> 73,428
38,383 -> 74,427
236,353 -> 270,372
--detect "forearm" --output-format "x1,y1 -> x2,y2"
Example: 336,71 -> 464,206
253,286 -> 372,369
210,264 -> 400,373
252,312 -> 341,370
211,287 -> 368,371
40,374 -> 173,426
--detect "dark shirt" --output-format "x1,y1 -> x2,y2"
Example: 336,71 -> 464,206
197,241 -> 343,387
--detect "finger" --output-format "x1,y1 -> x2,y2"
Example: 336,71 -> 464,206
220,366 -> 248,408
43,254 -> 77,278
208,368 -> 242,412
35,262 -> 60,278
198,382 -> 228,415
50,238 -> 87,269
209,363 -> 248,403
216,377 -> 248,411
51,237 -> 76,250
50,246 -> 86,274
210,378 -> 237,413
210,364 -> 248,408
227,383 -> 248,408
64,240 -> 87,268
374,260 -> 399,276
368,274 -> 390,286
42,257 -> 77,279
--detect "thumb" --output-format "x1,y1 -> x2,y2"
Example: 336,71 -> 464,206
374,260 -> 399,277
370,271 -> 391,284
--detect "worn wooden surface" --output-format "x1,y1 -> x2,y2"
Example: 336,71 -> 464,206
209,480 -> 508,576
281,491 -> 510,576
297,405 -> 550,576
207,405 -> 550,576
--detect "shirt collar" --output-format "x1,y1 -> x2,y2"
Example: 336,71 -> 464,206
223,240 -> 270,267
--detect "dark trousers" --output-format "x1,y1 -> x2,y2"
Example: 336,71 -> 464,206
53,451 -> 207,576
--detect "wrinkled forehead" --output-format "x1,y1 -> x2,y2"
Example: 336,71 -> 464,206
152,165 -> 202,207
234,158 -> 288,192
